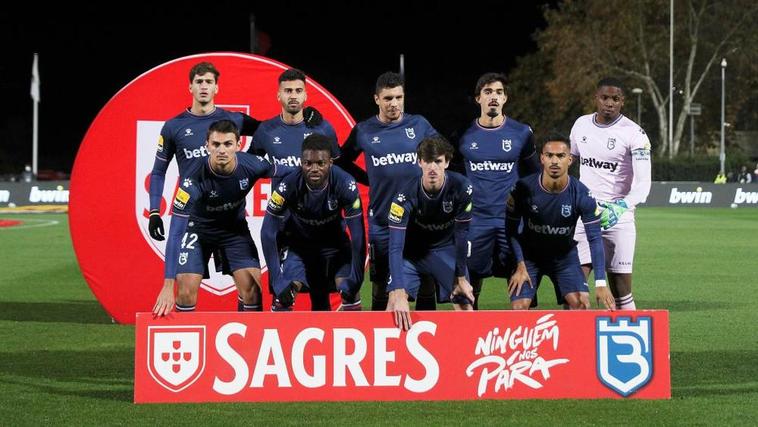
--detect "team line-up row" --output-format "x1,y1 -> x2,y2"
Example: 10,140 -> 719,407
148,62 -> 652,330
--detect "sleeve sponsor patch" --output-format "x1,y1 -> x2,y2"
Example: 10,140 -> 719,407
389,202 -> 405,223
631,148 -> 651,161
156,135 -> 164,153
464,202 -> 472,212
268,191 -> 285,211
173,188 -> 190,210
352,197 -> 361,209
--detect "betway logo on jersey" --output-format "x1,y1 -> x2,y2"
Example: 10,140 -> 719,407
134,311 -> 671,402
526,218 -> 572,235
668,187 -> 712,204
413,217 -> 454,231
205,198 -> 245,212
371,152 -> 417,167
274,156 -> 301,167
581,157 -> 618,173
183,146 -> 209,159
469,160 -> 514,172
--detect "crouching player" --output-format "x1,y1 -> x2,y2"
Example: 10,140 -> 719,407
261,134 -> 366,311
386,136 -> 475,330
152,120 -> 276,316
505,134 -> 615,310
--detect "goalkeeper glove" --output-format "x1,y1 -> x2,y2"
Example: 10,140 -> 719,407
148,209 -> 165,241
598,201 -> 628,230
303,106 -> 323,128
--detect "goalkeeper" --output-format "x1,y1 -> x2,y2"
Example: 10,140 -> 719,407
569,77 -> 652,310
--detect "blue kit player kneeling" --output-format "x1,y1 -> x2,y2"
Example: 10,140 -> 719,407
505,134 -> 615,310
387,136 -> 475,330
152,120 -> 277,316
261,134 -> 366,311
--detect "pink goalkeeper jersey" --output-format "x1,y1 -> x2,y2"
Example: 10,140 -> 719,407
570,113 -> 652,208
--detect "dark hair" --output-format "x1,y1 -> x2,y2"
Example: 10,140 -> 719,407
279,68 -> 307,84
189,62 -> 220,83
540,132 -> 570,152
474,72 -> 508,96
375,71 -> 404,95
597,77 -> 625,94
302,133 -> 332,154
207,120 -> 240,141
417,135 -> 454,162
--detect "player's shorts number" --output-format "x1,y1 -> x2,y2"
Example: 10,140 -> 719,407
181,233 -> 198,249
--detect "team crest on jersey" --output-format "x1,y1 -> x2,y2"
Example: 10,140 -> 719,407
442,200 -> 453,213
596,316 -> 653,397
178,252 -> 188,265
239,178 -> 249,190
273,136 -> 282,144
328,198 -> 339,211
561,204 -> 572,217
607,138 -> 616,150
405,128 -> 416,139
502,139 -> 512,151
148,326 -> 205,393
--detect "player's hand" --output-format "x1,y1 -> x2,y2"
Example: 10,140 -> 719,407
387,289 -> 412,331
595,286 -> 616,310
152,279 -> 175,317
148,209 -> 165,241
598,201 -> 627,230
451,276 -> 474,309
508,262 -> 532,297
303,106 -> 323,128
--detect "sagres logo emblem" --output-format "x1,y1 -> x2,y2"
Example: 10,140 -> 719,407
148,326 -> 206,392
596,316 -> 652,396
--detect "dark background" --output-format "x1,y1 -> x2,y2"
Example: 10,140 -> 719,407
1,1 -> 554,176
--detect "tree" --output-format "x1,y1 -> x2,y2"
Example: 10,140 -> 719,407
509,0 -> 758,157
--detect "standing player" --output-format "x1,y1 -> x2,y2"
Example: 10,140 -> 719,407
386,136 -> 475,331
336,72 -> 439,311
261,134 -> 366,311
147,62 -> 322,311
505,135 -> 615,310
152,120 -> 277,316
570,77 -> 652,310
452,72 -> 539,309
248,68 -> 341,188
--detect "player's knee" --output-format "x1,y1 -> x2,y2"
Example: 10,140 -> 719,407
511,299 -> 531,310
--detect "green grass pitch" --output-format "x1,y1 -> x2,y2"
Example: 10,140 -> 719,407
0,208 -> 756,425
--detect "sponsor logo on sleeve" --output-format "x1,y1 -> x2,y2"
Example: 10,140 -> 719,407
389,202 -> 405,223
157,135 -> 164,153
174,188 -> 190,210
268,191 -> 285,211
352,197 -> 361,209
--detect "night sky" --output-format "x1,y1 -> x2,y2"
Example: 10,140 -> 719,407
1,2 -> 553,175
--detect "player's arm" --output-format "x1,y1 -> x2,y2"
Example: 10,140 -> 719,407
153,187 -> 193,316
246,122 -> 268,156
261,181 -> 290,293
623,133 -> 652,208
323,122 -> 343,160
387,195 -> 412,331
240,113 -> 262,137
505,190 -> 531,297
341,182 -> 366,296
580,190 -> 614,310
518,128 -> 540,176
148,129 -> 176,240
334,127 -> 369,185
452,184 -> 474,305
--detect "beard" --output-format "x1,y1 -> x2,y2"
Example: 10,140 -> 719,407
486,108 -> 500,119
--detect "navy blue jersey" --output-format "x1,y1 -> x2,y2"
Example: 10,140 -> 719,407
249,115 -> 341,169
151,107 -> 256,211
172,152 -> 273,230
506,174 -> 599,256
388,172 -> 473,254
455,117 -> 537,220
340,114 -> 437,226
265,165 -> 362,248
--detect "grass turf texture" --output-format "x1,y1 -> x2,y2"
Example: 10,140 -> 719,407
0,209 -> 755,425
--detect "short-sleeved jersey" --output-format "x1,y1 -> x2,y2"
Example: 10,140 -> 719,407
265,165 -> 362,249
456,117 -> 536,219
172,152 -> 273,230
156,108 -> 246,180
507,173 -> 599,256
570,113 -> 651,204
341,113 -> 437,226
249,116 -> 340,169
388,172 -> 473,255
